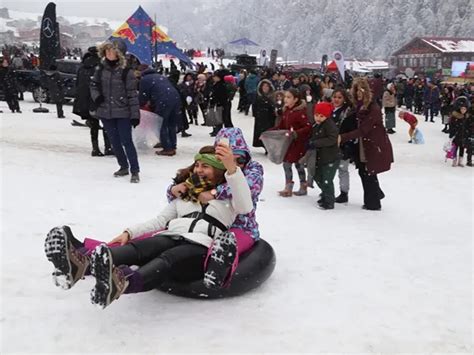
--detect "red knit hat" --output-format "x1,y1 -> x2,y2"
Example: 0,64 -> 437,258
313,102 -> 333,118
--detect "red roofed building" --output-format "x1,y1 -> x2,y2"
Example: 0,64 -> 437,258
390,36 -> 474,76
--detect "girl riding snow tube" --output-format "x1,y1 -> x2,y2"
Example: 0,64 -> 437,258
44,143 -> 253,308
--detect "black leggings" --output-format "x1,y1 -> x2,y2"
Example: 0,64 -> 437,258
357,162 -> 384,210
111,236 -> 207,291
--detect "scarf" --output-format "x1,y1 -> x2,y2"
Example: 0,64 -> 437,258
181,174 -> 216,203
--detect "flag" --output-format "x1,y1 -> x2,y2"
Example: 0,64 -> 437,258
110,6 -> 193,67
39,2 -> 61,70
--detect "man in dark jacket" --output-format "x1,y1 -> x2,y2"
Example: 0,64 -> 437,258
139,68 -> 182,156
43,64 -> 65,118
309,102 -> 340,210
209,70 -> 229,137
73,47 -> 112,156
0,57 -> 21,113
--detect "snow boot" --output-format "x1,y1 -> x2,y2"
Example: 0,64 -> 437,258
44,226 -> 90,290
90,244 -> 129,309
452,159 -> 458,167
457,157 -> 464,167
278,181 -> 294,197
113,168 -> 129,177
293,182 -> 308,196
335,191 -> 348,203
130,173 -> 140,183
204,231 -> 237,289
91,149 -> 104,157
318,202 -> 334,210
155,149 -> 176,156
104,147 -> 114,156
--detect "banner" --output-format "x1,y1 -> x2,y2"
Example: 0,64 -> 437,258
332,51 -> 345,81
39,2 -> 60,70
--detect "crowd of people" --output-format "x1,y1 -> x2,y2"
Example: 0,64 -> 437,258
19,38 -> 469,307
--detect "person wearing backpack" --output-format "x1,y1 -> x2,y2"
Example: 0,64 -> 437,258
90,40 -> 140,183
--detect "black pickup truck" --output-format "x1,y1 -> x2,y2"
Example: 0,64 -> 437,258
14,59 -> 81,103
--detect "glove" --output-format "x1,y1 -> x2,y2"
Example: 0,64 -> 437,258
131,119 -> 140,128
291,131 -> 298,139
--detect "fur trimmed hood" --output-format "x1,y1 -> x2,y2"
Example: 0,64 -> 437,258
257,79 -> 275,96
97,40 -> 127,68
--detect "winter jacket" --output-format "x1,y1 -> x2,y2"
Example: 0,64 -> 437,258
0,67 -> 18,94
90,59 -> 139,120
167,128 -> 264,240
382,90 -> 396,109
73,54 -> 100,118
178,80 -> 198,110
308,117 -> 340,167
333,104 -> 357,161
404,83 -> 414,99
423,86 -> 441,108
244,74 -> 259,94
127,167 -> 253,248
274,101 -> 312,163
449,110 -> 470,147
209,80 -> 228,108
138,69 -> 181,118
401,112 -> 418,127
369,77 -> 384,101
340,101 -> 394,175
42,70 -> 64,103
253,79 -> 276,147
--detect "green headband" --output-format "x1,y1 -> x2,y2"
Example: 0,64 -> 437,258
194,153 -> 226,171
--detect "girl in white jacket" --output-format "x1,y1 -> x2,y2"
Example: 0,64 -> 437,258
44,143 -> 253,308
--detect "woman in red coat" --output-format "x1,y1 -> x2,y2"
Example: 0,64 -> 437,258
274,88 -> 312,196
339,78 -> 394,210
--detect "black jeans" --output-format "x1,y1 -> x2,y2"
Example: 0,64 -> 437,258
357,162 -> 383,210
87,118 -> 111,151
56,103 -> 64,117
111,236 -> 207,291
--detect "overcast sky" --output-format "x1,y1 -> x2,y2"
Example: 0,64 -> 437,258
2,0 -> 174,20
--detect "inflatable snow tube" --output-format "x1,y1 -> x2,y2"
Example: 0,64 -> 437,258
157,239 -> 276,299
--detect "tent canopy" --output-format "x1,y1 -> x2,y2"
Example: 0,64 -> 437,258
110,6 -> 193,67
228,37 -> 259,46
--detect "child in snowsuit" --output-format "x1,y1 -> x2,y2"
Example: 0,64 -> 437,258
398,110 -> 418,143
308,102 -> 340,209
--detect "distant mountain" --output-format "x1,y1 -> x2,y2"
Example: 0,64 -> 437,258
154,0 -> 474,60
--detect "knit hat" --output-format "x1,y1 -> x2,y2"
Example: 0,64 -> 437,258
194,153 -> 226,171
313,102 -> 333,118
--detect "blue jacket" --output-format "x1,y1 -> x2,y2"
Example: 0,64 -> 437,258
244,74 -> 259,94
139,69 -> 181,116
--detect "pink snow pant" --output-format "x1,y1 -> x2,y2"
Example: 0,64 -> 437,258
83,229 -> 255,282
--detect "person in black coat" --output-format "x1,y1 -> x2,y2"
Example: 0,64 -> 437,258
42,64 -> 65,118
237,70 -> 248,112
449,99 -> 470,167
73,47 -> 112,156
209,70 -> 229,137
0,57 -> 21,113
252,79 -> 276,151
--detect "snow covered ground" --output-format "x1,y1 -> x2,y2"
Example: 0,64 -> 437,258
1,94 -> 472,353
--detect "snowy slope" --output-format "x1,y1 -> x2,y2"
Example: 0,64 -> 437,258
0,95 -> 472,353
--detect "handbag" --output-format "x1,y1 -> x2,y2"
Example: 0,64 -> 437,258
260,129 -> 294,164
205,105 -> 224,126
